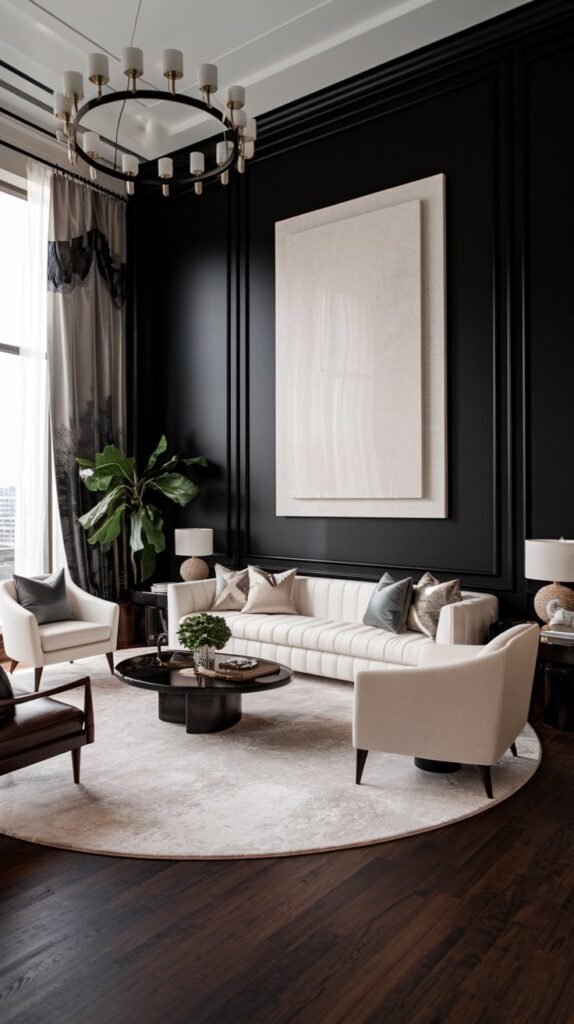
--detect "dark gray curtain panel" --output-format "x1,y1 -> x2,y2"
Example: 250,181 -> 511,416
48,176 -> 126,599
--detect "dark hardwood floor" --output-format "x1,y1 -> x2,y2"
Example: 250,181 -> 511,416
1,706 -> 574,1023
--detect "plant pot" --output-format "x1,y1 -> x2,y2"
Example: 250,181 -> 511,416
194,645 -> 217,671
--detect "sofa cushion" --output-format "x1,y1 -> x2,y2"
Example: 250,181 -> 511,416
13,569 -> 75,625
242,566 -> 298,614
180,612 -> 432,667
39,620 -> 112,653
211,564 -> 250,612
363,572 -> 413,633
407,572 -> 462,638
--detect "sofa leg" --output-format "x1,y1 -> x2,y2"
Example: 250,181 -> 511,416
9,660 -> 18,674
356,749 -> 369,785
510,742 -> 518,757
477,765 -> 493,799
105,652 -> 114,674
72,748 -> 81,784
34,668 -> 43,692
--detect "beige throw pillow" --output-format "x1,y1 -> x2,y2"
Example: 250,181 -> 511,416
407,571 -> 461,638
241,566 -> 298,614
211,564 -> 250,612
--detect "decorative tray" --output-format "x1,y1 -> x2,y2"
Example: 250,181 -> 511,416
184,659 -> 280,681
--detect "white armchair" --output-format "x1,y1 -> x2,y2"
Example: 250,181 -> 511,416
353,623 -> 540,798
0,574 -> 119,691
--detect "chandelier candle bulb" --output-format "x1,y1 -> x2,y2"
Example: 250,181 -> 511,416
63,71 -> 84,108
122,47 -> 144,91
198,63 -> 218,105
159,156 -> 173,197
83,131 -> 100,156
162,49 -> 184,93
227,85 -> 245,109
244,140 -> 255,160
189,151 -> 204,173
244,117 -> 257,141
88,52 -> 109,93
122,153 -> 139,194
234,108 -> 247,131
54,93 -> 72,118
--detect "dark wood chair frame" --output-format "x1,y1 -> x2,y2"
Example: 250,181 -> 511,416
355,742 -> 519,798
0,677 -> 94,784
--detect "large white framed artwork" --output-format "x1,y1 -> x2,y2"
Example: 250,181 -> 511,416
275,173 -> 446,518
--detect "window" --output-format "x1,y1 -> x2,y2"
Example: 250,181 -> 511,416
0,189 -> 27,581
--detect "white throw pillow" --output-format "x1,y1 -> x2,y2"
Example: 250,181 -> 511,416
241,566 -> 298,614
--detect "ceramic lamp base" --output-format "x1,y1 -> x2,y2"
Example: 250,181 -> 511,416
180,556 -> 209,581
534,582 -> 574,623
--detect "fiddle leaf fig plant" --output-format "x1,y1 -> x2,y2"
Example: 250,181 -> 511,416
77,435 -> 207,585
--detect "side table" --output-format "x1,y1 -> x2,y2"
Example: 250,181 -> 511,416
130,590 -> 168,646
538,636 -> 574,731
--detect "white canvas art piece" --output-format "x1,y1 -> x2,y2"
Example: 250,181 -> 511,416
275,173 -> 446,518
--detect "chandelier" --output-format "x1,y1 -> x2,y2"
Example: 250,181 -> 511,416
53,49 -> 256,197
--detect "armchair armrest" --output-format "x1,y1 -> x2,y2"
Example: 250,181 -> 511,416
0,676 -> 94,742
167,580 -> 216,647
353,651 -> 505,765
65,576 -> 119,638
435,591 -> 499,645
0,590 -> 44,665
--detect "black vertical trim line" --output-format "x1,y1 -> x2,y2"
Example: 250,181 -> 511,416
240,174 -> 250,570
225,180 -> 234,562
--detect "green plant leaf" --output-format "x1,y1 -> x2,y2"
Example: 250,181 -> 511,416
145,435 -> 168,473
149,473 -> 200,507
129,509 -> 145,553
76,457 -> 95,468
138,543 -> 156,582
140,505 -> 165,554
86,504 -> 127,546
78,485 -> 127,530
94,445 -> 136,484
179,456 -> 208,467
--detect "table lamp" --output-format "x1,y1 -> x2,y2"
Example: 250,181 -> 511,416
524,538 -> 574,622
175,528 -> 213,581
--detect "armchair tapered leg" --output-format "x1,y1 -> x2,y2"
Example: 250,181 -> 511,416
477,765 -> 493,799
356,749 -> 369,784
34,668 -> 43,692
105,652 -> 114,674
71,748 -> 81,784
9,660 -> 18,674
510,742 -> 518,757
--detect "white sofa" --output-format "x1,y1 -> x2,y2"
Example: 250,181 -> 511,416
168,575 -> 498,683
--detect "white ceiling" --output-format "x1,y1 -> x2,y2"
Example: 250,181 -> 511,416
0,0 -> 534,173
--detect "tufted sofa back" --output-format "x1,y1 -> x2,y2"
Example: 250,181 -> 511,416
293,576 -> 380,622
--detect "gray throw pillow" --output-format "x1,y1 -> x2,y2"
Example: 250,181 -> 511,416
363,572 -> 414,633
0,666 -> 15,723
13,568 -> 75,625
407,571 -> 462,638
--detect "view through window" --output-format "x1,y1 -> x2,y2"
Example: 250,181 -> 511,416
0,189 -> 28,580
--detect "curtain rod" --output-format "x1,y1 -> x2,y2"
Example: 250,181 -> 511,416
0,138 -> 127,202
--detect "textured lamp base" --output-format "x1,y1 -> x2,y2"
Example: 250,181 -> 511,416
534,582 -> 574,623
180,556 -> 209,581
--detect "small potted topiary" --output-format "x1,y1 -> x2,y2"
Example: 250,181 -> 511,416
177,613 -> 232,671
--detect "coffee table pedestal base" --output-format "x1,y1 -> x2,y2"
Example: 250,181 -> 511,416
158,691 -> 242,733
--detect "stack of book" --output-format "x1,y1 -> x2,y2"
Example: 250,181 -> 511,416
151,582 -> 168,595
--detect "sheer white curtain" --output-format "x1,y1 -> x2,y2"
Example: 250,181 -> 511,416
13,161 -> 54,575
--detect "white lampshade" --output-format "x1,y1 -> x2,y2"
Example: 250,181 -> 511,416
122,153 -> 139,176
525,539 -> 574,582
198,63 -> 218,90
88,52 -> 109,82
122,47 -> 144,76
175,528 -> 213,557
83,131 -> 100,155
216,141 -> 232,165
162,49 -> 184,77
158,157 -> 173,178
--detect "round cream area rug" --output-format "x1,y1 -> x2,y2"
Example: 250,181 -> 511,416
0,653 -> 541,859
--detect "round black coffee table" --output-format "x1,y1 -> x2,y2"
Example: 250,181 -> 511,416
115,652 -> 293,734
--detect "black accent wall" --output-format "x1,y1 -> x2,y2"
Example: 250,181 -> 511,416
132,0 -> 574,617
